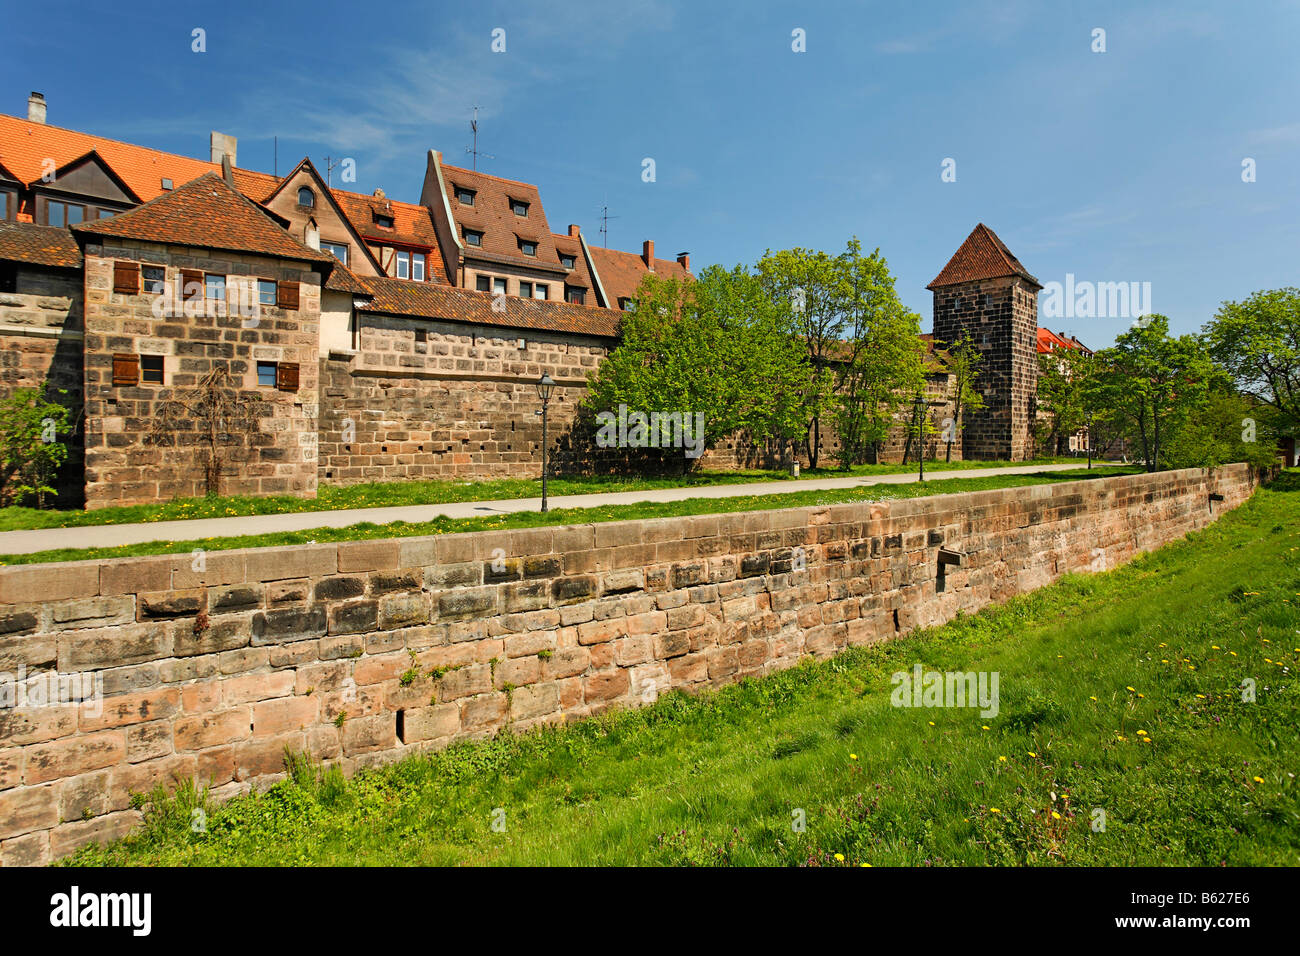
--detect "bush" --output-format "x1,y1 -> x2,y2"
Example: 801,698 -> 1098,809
0,385 -> 72,508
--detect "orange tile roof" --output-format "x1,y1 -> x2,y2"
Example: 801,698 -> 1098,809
587,245 -> 693,305
438,161 -> 569,274
1037,327 -> 1091,354
330,190 -> 448,281
72,172 -> 337,265
323,262 -> 373,295
0,221 -> 82,268
358,275 -> 621,339
551,231 -> 598,292
927,223 -> 1041,290
0,112 -> 276,203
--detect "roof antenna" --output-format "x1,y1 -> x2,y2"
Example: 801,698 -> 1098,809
323,155 -> 342,188
466,106 -> 494,170
598,202 -> 619,248
274,136 -> 278,177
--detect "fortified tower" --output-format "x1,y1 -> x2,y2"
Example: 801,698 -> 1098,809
928,223 -> 1041,461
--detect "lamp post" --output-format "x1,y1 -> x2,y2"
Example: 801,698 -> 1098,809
536,374 -> 556,512
1086,414 -> 1094,470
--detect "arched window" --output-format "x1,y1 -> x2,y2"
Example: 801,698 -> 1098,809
297,187 -> 315,208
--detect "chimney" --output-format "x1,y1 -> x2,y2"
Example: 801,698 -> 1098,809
676,251 -> 690,271
373,188 -> 386,199
568,224 -> 580,237
210,131 -> 238,168
642,239 -> 654,269
27,92 -> 46,124
221,154 -> 234,186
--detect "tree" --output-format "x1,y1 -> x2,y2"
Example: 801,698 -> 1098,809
1204,287 -> 1300,443
831,242 -> 926,467
1035,347 -> 1088,457
0,385 -> 72,508
942,334 -> 987,462
1091,317 -> 1214,471
755,242 -> 855,467
148,365 -> 261,496
1161,384 -> 1277,470
586,266 -> 819,468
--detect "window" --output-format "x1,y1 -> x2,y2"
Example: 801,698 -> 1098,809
258,279 -> 277,305
276,280 -> 300,310
257,361 -> 278,387
519,281 -> 533,298
96,207 -> 116,219
320,240 -> 348,265
205,274 -> 226,300
493,277 -> 507,296
519,239 -> 537,257
565,286 -> 585,305
297,187 -> 315,207
142,266 -> 166,295
396,250 -> 410,279
464,229 -> 482,247
533,284 -> 547,300
619,297 -> 636,311
140,355 -> 164,385
46,200 -> 86,227
560,254 -> 575,270
112,353 -> 139,386
475,275 -> 491,292
413,253 -> 426,281
511,199 -> 529,217
0,189 -> 12,220
375,214 -> 394,229
161,178 -> 173,191
456,188 -> 475,206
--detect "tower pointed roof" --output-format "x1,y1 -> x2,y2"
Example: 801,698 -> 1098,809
927,223 -> 1041,290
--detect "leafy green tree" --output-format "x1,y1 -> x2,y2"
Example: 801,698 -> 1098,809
1162,385 -> 1277,470
1204,288 -> 1300,444
1091,316 -> 1214,471
941,334 -> 986,462
0,385 -> 72,508
1035,347 -> 1089,457
586,266 -> 818,468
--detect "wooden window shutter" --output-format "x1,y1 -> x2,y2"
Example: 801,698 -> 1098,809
276,280 -> 300,310
181,269 -> 204,301
276,362 -> 300,392
112,353 -> 139,386
112,261 -> 140,294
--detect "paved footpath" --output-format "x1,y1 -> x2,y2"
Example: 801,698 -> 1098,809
0,463 -> 1096,557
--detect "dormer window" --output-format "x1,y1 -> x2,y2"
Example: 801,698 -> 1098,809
560,254 -> 575,270
518,238 -> 537,257
375,213 -> 394,229
464,229 -> 482,247
457,187 -> 476,206
160,178 -> 173,191
619,297 -> 636,311
297,187 -> 315,208
511,199 -> 529,217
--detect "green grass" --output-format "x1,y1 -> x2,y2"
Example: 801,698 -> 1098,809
0,457 -> 1087,532
65,471 -> 1300,867
0,466 -> 1133,566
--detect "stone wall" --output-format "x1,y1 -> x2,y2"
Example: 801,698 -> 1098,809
81,242 -> 322,508
317,315 -> 607,484
0,464 -> 1258,864
933,276 -> 1039,461
0,269 -> 85,505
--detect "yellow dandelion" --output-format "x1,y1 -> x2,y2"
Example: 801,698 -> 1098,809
990,807 -> 1001,814
834,853 -> 845,862
1126,686 -> 1136,692
1230,651 -> 1238,657
1089,696 -> 1097,701
850,754 -> 858,760
1028,751 -> 1037,757
1253,776 -> 1264,784
1136,729 -> 1148,735
1196,694 -> 1206,699
1212,645 -> 1220,650
861,862 -> 872,867
998,756 -> 1007,762
928,721 -> 935,726
982,725 -> 990,731
1051,811 -> 1061,820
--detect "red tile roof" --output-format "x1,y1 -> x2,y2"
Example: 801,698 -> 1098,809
357,275 -> 621,339
0,112 -> 277,203
437,161 -> 568,273
72,173 -> 336,265
587,245 -> 693,306
551,230 -> 598,293
927,223 -> 1041,290
331,189 -> 449,282
0,221 -> 82,268
1037,327 -> 1091,355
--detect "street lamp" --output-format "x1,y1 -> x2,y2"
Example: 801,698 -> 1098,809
1086,413 -> 1094,470
912,392 -> 927,482
536,374 -> 556,512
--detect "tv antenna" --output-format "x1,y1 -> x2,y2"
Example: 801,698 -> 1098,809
323,155 -> 343,187
597,203 -> 620,247
466,106 -> 495,170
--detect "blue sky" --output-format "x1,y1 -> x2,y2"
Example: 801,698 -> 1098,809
3,0 -> 1297,347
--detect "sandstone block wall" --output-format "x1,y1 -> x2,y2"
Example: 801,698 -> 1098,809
0,464 -> 1258,863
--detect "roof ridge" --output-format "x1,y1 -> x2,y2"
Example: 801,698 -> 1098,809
438,161 -> 539,190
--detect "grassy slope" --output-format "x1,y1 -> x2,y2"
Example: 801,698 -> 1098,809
0,458 -> 1085,532
66,471 -> 1300,867
0,467 -> 1130,567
